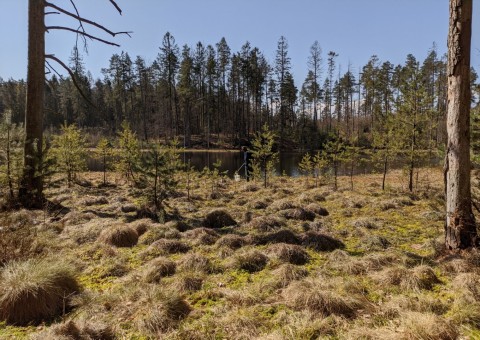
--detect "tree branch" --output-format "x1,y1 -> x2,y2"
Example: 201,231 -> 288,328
45,26 -> 120,46
45,54 -> 97,109
109,0 -> 122,15
45,2 -> 132,38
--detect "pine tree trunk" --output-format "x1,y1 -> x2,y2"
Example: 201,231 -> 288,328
19,0 -> 45,208
445,0 -> 477,249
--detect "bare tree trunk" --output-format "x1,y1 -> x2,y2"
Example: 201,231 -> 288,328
445,0 -> 477,249
19,0 -> 45,208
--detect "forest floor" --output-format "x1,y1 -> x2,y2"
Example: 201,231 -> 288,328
1,168 -> 480,339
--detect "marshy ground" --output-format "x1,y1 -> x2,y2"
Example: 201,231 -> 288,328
1,167 -> 480,339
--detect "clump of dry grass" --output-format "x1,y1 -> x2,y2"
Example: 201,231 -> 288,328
452,273 -> 480,302
242,183 -> 260,192
178,253 -> 214,274
62,211 -> 95,226
279,208 -> 315,221
301,231 -> 344,251
269,198 -> 298,211
0,259 -> 80,325
165,220 -> 191,232
360,234 -> 390,251
97,225 -> 138,247
128,218 -> 155,235
82,195 -> 109,206
283,279 -> 362,318
148,239 -> 191,255
400,311 -> 458,340
184,227 -> 220,245
120,203 -> 137,213
31,320 -> 115,340
232,249 -> 269,272
139,290 -> 191,334
139,226 -> 180,245
0,217 -> 37,265
203,209 -> 237,228
249,199 -> 269,209
216,234 -> 246,249
174,272 -> 204,292
373,265 -> 440,292
252,229 -> 301,245
351,217 -> 380,229
268,243 -> 310,265
272,264 -> 308,287
305,203 -> 329,216
248,215 -> 286,232
144,257 -> 176,283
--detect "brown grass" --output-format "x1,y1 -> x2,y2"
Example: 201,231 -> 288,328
301,231 -> 345,251
174,272 -> 204,292
203,209 -> 237,228
178,253 -> 214,274
305,203 -> 329,216
232,249 -> 269,273
283,279 -> 362,318
279,208 -> 316,221
0,259 -> 80,325
31,320 -> 115,340
140,289 -> 191,334
148,239 -> 191,255
144,257 -> 176,283
252,229 -> 301,245
97,225 -> 138,247
268,243 -> 310,265
216,234 -> 246,249
248,215 -> 286,232
271,264 -> 308,287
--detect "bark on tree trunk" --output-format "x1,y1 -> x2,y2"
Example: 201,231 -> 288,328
445,0 -> 477,249
19,0 -> 45,208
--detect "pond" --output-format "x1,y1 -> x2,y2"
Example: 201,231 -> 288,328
87,150 -> 441,178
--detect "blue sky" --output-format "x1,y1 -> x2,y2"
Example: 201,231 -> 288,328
1,0 -> 479,86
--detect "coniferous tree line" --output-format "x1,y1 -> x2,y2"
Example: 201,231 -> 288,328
0,34 -> 479,152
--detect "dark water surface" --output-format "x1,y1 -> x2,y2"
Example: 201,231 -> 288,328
87,150 -> 440,178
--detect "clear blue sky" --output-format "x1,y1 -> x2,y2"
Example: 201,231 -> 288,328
1,0 -> 479,86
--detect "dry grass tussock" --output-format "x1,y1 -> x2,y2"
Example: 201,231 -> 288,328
278,207 -> 316,221
231,249 -> 269,273
174,272 -> 204,292
97,225 -> 138,247
400,311 -> 458,340
283,278 -> 363,318
144,257 -> 176,283
146,239 -> 191,256
184,227 -> 220,245
305,203 -> 329,216
203,209 -> 237,228
247,215 -> 286,232
0,215 -> 37,265
30,320 -> 115,340
301,231 -> 345,251
139,225 -> 180,245
271,263 -> 308,287
178,252 -> 214,274
216,234 -> 246,249
138,289 -> 191,334
267,243 -> 310,265
251,229 -> 301,245
0,259 -> 80,325
372,265 -> 440,292
269,198 -> 298,211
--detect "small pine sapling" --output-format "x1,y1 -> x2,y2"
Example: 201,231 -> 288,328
251,124 -> 279,188
0,111 -> 24,201
96,137 -> 113,185
51,123 -> 87,187
298,152 -> 314,187
116,121 -> 141,184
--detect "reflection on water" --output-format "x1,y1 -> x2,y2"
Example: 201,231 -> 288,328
87,151 -> 439,178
